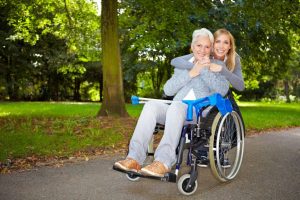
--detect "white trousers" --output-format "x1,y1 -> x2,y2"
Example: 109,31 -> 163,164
127,100 -> 196,169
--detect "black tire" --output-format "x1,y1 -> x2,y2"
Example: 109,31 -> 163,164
126,173 -> 140,182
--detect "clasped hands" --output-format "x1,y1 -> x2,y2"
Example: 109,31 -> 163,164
188,56 -> 222,78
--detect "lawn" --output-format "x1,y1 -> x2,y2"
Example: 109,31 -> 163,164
239,102 -> 300,130
0,101 -> 299,170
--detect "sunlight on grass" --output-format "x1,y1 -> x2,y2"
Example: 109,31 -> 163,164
238,102 -> 261,107
0,112 -> 11,117
238,101 -> 300,108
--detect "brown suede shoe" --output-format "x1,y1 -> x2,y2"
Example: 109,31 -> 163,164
140,161 -> 170,177
114,158 -> 141,172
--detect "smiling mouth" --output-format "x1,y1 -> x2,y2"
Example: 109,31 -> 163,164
216,50 -> 225,54
197,53 -> 206,57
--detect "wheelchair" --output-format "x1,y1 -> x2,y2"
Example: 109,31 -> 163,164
113,91 -> 245,196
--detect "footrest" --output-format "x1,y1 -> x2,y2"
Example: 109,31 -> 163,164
162,172 -> 177,183
112,165 -> 177,183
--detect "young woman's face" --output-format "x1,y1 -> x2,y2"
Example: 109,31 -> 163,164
213,34 -> 231,60
191,36 -> 212,61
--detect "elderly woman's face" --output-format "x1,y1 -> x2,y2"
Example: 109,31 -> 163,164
191,36 -> 212,61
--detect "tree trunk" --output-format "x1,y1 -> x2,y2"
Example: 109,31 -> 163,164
98,0 -> 128,117
99,72 -> 103,102
6,56 -> 13,100
6,56 -> 19,100
284,79 -> 291,103
291,79 -> 299,100
74,78 -> 81,101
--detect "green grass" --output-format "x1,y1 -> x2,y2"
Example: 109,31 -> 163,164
0,116 -> 124,162
0,102 -> 99,117
0,101 -> 299,162
239,102 -> 300,130
0,101 -> 143,117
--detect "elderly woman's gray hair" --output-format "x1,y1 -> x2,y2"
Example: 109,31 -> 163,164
192,28 -> 214,45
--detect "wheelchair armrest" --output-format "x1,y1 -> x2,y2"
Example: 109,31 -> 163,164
162,92 -> 174,100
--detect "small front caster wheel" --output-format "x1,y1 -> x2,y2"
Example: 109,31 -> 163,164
177,174 -> 198,195
126,173 -> 140,182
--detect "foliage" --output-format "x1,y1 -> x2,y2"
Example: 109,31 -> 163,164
119,0 -> 198,98
0,0 -> 299,101
0,0 -> 101,101
6,0 -> 101,58
119,0 -> 300,100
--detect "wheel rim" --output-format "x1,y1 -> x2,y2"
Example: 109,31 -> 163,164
209,111 -> 245,182
182,178 -> 196,193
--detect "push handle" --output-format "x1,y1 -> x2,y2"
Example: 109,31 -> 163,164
131,93 -> 233,121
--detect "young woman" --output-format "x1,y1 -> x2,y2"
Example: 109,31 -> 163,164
171,29 -> 245,91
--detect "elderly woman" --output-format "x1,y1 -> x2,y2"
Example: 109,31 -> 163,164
114,28 -> 229,178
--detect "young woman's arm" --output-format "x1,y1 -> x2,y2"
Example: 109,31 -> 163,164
219,55 -> 245,91
163,69 -> 192,96
170,54 -> 194,69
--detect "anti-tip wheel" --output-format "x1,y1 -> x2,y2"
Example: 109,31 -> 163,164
177,174 -> 198,196
126,173 -> 140,182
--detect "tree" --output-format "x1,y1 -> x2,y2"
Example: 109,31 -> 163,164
1,0 -> 299,101
118,0 -> 199,98
1,0 -> 101,101
118,0 -> 299,100
283,31 -> 300,102
98,0 -> 128,117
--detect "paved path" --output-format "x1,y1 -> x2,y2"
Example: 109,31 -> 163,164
0,128 -> 299,200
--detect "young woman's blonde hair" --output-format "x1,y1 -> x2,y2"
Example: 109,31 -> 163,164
214,29 -> 236,71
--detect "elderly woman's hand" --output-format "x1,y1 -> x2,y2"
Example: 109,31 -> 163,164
198,56 -> 210,65
188,59 -> 210,78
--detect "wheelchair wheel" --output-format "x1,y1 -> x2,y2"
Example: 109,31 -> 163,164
177,174 -> 198,196
209,111 -> 245,182
126,173 -> 140,182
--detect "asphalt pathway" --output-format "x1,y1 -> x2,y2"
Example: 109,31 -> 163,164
0,128 -> 299,200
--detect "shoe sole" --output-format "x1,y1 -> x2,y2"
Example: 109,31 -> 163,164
114,162 -> 140,173
140,168 -> 165,177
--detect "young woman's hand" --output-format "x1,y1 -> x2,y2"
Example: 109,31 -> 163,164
209,63 -> 222,72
